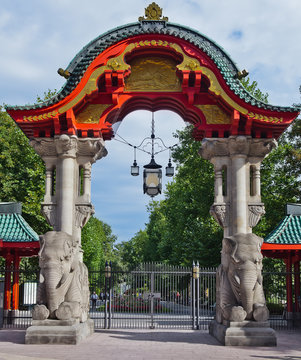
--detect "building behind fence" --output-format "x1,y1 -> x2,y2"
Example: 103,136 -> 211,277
0,264 -> 299,330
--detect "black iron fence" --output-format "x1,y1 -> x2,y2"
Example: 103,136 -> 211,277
0,265 -> 299,330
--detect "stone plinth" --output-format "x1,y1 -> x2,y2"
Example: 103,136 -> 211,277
209,320 -> 277,346
25,319 -> 94,345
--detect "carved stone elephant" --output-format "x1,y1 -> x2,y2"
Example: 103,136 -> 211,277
32,231 -> 90,322
216,233 -> 269,323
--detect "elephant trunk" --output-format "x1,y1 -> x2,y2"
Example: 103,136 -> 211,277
237,262 -> 258,320
43,265 -> 64,317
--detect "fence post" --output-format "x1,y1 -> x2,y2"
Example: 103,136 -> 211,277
192,262 -> 196,329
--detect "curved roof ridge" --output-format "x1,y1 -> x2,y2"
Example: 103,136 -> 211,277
264,214 -> 301,245
0,213 -> 39,242
5,21 -> 300,113
14,213 -> 39,242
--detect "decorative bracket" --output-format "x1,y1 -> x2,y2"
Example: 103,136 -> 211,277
75,204 -> 95,228
248,204 -> 265,228
210,203 -> 229,228
41,204 -> 57,228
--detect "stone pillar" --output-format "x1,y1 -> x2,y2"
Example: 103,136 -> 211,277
26,135 -> 107,344
200,136 -> 278,346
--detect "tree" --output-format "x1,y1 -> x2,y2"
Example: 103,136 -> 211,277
81,216 -> 118,270
0,107 -> 50,235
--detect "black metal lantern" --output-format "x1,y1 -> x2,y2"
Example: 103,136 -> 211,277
131,146 -> 139,176
143,157 -> 162,197
165,159 -> 174,177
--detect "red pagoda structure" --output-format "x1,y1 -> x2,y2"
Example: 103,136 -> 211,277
0,203 -> 39,312
262,204 -> 301,320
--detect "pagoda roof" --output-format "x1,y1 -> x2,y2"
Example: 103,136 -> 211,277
0,203 -> 39,243
262,204 -> 301,254
264,214 -> 301,246
5,21 -> 299,114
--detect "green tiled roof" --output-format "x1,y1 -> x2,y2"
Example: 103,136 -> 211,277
5,21 -> 300,113
0,213 -> 39,243
264,215 -> 301,245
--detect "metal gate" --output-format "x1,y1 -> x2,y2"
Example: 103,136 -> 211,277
89,263 -> 216,329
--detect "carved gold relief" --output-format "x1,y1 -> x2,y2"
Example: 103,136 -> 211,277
23,111 -> 58,122
138,2 -> 168,21
124,56 -> 181,92
247,112 -> 284,123
196,105 -> 231,124
75,104 -> 111,124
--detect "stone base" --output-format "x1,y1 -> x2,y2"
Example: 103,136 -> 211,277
209,320 -> 277,346
25,318 -> 94,345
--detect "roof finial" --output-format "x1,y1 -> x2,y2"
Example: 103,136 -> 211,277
139,2 -> 168,22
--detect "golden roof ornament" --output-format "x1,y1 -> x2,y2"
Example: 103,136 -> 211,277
139,3 -> 168,22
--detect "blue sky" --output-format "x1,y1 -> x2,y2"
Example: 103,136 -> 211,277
1,0 -> 301,243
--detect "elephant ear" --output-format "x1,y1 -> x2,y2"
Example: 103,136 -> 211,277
223,237 -> 239,263
61,236 -> 73,262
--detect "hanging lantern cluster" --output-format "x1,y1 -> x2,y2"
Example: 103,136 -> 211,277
127,113 -> 175,197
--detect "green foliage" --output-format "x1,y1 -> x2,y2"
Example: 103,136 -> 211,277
0,108 -> 50,235
240,77 -> 269,103
36,89 -> 57,103
81,216 -> 118,270
116,230 -> 148,270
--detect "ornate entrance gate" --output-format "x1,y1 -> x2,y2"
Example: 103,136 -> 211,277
5,3 -> 300,345
89,263 -> 216,330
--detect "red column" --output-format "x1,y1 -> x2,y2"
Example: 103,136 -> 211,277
4,255 -> 12,310
285,256 -> 293,313
294,261 -> 300,313
12,254 -> 20,311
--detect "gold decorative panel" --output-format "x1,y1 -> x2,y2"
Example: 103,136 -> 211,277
196,105 -> 231,124
75,104 -> 111,124
124,56 -> 182,92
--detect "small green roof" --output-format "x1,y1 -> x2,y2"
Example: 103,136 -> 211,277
264,214 -> 301,245
0,203 -> 39,243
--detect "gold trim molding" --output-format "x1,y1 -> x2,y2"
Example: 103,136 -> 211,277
247,112 -> 284,123
23,111 -> 58,122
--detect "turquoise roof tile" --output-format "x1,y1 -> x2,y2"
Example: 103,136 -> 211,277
0,213 -> 39,243
264,215 -> 301,245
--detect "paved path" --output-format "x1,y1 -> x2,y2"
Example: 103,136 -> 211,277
0,329 -> 300,360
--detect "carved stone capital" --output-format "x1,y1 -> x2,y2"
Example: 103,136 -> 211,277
228,136 -> 250,156
41,203 -> 57,227
248,204 -> 265,228
199,138 -> 229,160
200,136 -> 277,162
249,138 -> 277,158
77,138 -> 108,163
210,203 -> 229,228
75,204 -> 95,228
30,138 -> 57,157
55,135 -> 78,158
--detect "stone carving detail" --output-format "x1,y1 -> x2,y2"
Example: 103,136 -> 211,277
30,138 -> 56,157
41,204 -> 57,227
75,205 -> 95,228
216,233 -> 269,323
77,138 -> 107,162
55,134 -> 78,158
200,137 -> 277,161
210,204 -> 228,228
33,231 -> 90,323
248,204 -> 265,228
